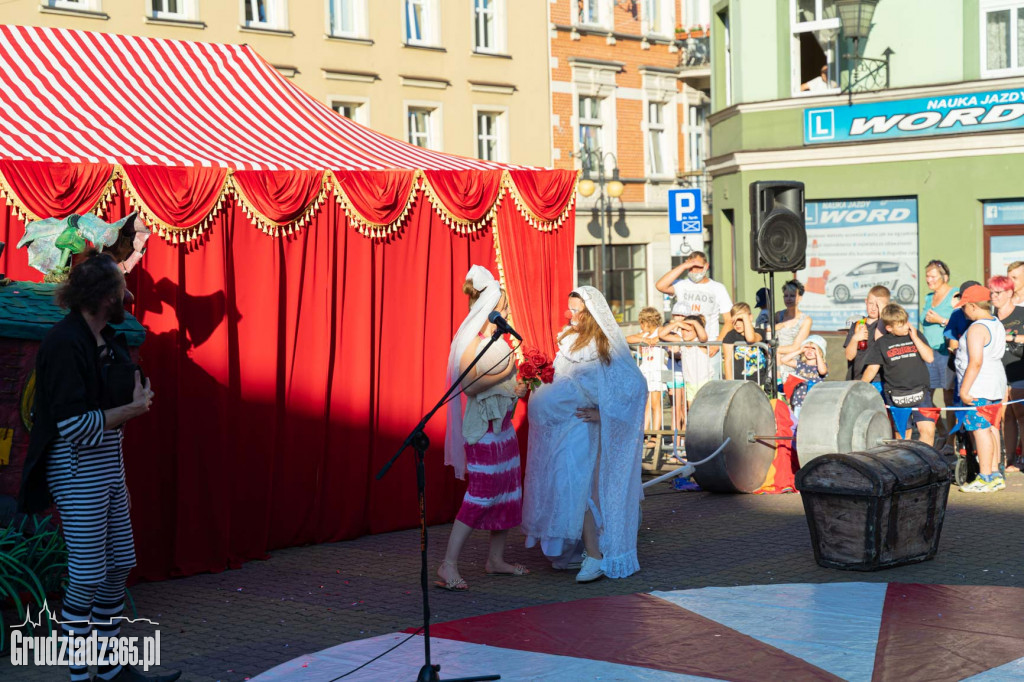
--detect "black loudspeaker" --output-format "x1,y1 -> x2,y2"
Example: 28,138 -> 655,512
749,181 -> 806,273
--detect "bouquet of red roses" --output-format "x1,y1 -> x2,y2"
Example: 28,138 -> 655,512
518,348 -> 555,391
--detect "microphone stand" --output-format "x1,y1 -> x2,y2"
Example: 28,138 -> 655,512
376,329 -> 504,682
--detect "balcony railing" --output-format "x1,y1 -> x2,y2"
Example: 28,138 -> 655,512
678,35 -> 709,69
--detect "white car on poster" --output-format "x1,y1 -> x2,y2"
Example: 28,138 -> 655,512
825,260 -> 918,305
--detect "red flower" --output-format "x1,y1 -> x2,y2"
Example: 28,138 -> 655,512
540,365 -> 555,384
518,361 -> 540,381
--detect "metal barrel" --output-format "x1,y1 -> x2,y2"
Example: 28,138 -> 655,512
686,380 -> 776,493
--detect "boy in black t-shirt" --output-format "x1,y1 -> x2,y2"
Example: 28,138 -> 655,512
862,303 -> 936,443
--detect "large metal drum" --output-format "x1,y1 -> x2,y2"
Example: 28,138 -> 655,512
796,381 -> 892,467
687,380 -> 776,493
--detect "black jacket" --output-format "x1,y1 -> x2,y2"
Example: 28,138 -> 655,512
18,311 -> 132,514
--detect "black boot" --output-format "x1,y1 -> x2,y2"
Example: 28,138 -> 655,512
104,664 -> 182,682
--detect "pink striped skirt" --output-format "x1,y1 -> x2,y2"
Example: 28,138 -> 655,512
456,411 -> 522,531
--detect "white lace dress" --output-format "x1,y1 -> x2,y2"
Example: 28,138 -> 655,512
522,330 -> 646,578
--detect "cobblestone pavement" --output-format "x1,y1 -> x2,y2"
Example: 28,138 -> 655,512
5,471 -> 1024,681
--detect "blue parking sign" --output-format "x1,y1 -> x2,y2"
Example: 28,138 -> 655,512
668,188 -> 703,234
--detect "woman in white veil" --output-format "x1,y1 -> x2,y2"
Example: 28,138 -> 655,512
437,265 -> 530,591
522,285 -> 647,581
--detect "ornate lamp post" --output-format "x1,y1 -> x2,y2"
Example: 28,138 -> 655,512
837,0 -> 880,105
576,149 -> 624,296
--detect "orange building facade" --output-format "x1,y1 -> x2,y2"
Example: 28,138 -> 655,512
549,0 -> 711,323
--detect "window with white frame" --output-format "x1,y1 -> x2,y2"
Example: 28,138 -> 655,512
646,101 -> 668,176
578,95 -> 604,161
47,0 -> 101,10
577,0 -> 609,28
475,110 -> 506,162
982,1 -> 1024,76
328,0 -> 367,38
791,0 -> 840,96
150,0 -> 196,19
405,0 -> 439,45
407,105 -> 439,149
474,0 -> 506,52
642,0 -> 674,36
242,0 -> 287,30
329,99 -> 369,125
686,102 -> 709,171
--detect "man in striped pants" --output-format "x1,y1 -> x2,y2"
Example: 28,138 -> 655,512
19,252 -> 180,682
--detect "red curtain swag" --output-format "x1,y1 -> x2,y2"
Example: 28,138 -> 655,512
0,160 -> 114,220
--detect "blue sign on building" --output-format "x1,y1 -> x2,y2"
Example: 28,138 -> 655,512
668,188 -> 703,234
984,201 -> 1024,226
804,87 -> 1024,145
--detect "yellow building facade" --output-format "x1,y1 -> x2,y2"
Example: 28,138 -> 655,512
7,0 -> 552,167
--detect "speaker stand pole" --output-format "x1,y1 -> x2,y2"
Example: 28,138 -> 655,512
768,270 -> 778,400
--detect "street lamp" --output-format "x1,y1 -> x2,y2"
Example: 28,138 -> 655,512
837,0 -> 879,105
576,149 -> 623,296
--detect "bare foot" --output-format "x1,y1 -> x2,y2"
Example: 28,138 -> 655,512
484,560 -> 530,576
435,560 -> 468,591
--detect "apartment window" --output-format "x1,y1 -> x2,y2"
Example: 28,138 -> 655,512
150,0 -> 195,19
642,0 -> 674,36
474,0 -> 506,52
578,95 -> 604,159
243,0 -> 286,29
475,110 -> 506,162
982,1 -> 1024,76
47,0 -> 101,9
646,101 -> 668,177
329,98 -> 369,125
720,9 -> 732,106
405,0 -> 439,45
686,103 -> 708,171
407,105 -> 439,149
792,0 -> 840,95
577,0 -> 608,28
329,0 -> 367,38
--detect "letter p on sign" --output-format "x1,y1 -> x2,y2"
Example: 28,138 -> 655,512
668,188 -> 703,234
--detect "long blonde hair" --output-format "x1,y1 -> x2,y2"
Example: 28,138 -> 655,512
558,292 -> 611,364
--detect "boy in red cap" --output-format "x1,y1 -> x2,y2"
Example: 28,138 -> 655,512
954,284 -> 1007,492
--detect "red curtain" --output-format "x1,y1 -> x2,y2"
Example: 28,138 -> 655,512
424,170 -> 503,222
496,200 -> 576,358
334,170 -> 417,224
508,170 -> 577,223
0,204 -> 36,281
122,165 -> 228,229
0,160 -> 114,220
0,175 -> 572,581
233,170 -> 325,226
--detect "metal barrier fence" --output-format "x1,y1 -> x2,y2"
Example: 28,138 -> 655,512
629,340 -> 774,472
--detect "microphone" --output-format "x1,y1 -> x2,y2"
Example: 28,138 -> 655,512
488,310 -> 523,341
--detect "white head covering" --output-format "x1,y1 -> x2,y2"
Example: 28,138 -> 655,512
572,285 -> 633,365
445,265 -> 502,479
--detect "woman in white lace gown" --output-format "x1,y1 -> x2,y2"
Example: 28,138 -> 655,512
521,286 -> 647,582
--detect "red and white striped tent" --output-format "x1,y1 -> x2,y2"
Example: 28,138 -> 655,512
0,25 -> 575,580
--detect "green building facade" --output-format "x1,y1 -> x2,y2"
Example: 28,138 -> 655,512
709,0 -> 1024,330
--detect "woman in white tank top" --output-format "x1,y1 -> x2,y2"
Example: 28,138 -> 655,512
954,285 -> 1007,492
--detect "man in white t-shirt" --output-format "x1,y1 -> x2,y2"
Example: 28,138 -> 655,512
655,251 -> 734,340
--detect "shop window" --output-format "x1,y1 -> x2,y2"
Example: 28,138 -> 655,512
577,245 -> 599,289
982,1 -> 1024,77
328,0 -> 368,38
791,0 -> 840,96
575,245 -> 648,323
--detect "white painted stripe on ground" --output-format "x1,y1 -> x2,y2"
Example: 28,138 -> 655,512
251,632 -> 712,681
651,583 -> 887,682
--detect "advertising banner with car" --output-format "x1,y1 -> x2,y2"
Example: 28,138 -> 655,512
795,197 -> 919,330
